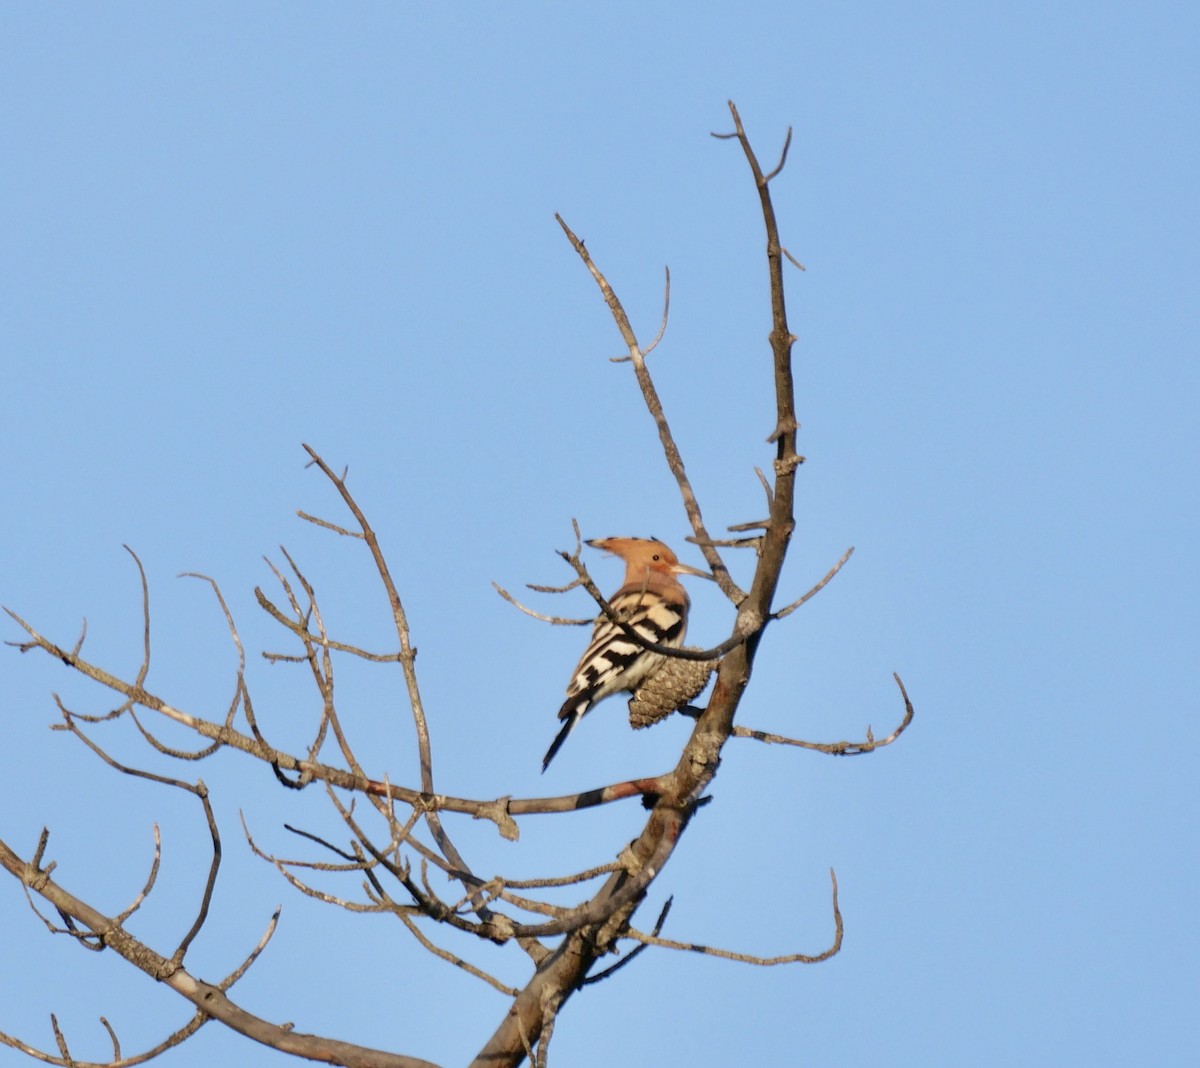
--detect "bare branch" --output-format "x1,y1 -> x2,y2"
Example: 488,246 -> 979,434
220,907 -> 281,990
173,781 -> 222,963
399,913 -> 520,996
725,518 -> 770,533
534,988 -> 562,1068
12,594 -> 827,828
783,247 -> 806,271
113,824 -> 161,927
278,544 -> 366,781
611,266 -> 671,361
302,447 -> 433,774
582,896 -> 673,986
763,125 -> 793,182
625,869 -> 841,965
274,815 -> 416,875
0,836 -> 443,1068
524,576 -> 584,594
126,547 -> 152,685
11,611 -> 692,831
555,213 -> 744,604
50,1015 -> 71,1062
525,520 -> 586,595
491,582 -> 592,626
100,1016 -> 121,1062
254,584 -> 402,661
754,465 -> 775,511
69,617 -> 88,661
493,816 -> 680,941
727,672 -> 915,755
51,710 -> 223,962
502,861 -> 622,890
690,534 -> 763,550
301,447 -> 491,923
772,545 -> 855,619
0,1005 -> 212,1068
126,705 -> 223,761
296,510 -> 364,539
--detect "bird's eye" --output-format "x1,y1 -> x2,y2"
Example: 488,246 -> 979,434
652,554 -> 660,561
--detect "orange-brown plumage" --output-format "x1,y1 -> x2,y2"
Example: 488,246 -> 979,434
587,536 -> 710,601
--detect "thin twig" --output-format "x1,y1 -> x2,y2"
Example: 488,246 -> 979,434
296,510 -> 364,539
724,673 -> 914,755
582,896 -> 673,985
625,869 -> 841,965
491,583 -> 592,626
503,861 -> 622,890
612,266 -> 671,361
113,823 -> 161,926
399,912 -> 520,996
763,126 -> 793,183
772,545 -> 855,619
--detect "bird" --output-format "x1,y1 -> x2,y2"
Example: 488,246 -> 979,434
542,536 -> 712,771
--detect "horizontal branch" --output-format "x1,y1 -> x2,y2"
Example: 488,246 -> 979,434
7,614 -> 679,832
625,869 -> 841,965
724,673 -> 914,756
491,582 -> 592,626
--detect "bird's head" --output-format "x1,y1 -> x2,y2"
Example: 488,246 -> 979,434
585,537 -> 713,582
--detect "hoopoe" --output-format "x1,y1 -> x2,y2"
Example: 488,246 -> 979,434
542,537 -> 712,771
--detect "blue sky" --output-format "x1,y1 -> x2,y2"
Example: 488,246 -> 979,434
2,3 -> 1197,1066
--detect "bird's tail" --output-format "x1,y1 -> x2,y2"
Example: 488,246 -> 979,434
542,695 -> 589,772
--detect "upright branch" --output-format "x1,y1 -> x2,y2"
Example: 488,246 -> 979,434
300,446 -> 434,789
298,447 -> 496,927
712,100 -> 802,624
553,214 -> 745,605
472,102 -> 826,1066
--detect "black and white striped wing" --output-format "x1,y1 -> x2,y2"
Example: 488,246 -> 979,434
543,588 -> 690,772
562,589 -> 688,709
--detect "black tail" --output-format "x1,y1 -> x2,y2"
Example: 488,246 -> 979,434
542,697 -> 587,772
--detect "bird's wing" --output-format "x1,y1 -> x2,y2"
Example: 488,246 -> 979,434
561,589 -> 687,707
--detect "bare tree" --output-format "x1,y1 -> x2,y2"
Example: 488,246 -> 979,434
1,103 -> 911,1068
